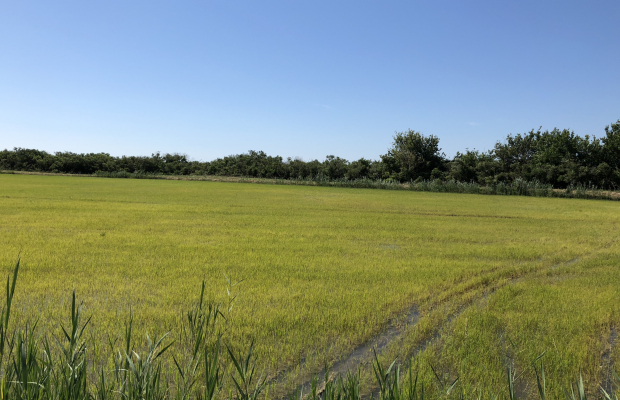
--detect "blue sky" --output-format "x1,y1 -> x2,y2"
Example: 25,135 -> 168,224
1,1 -> 619,161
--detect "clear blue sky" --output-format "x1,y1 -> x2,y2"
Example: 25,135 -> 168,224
1,1 -> 619,161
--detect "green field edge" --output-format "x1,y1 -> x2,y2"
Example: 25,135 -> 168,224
2,169 -> 619,201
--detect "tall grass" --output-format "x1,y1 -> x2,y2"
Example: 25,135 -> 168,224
90,171 -> 619,201
4,169 -> 614,200
276,177 -> 617,201
0,258 -> 618,400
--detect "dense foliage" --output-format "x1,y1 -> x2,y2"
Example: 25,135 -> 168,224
2,120 -> 619,189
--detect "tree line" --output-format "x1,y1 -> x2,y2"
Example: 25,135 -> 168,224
2,120 -> 619,189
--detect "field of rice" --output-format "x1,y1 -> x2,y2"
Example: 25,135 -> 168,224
0,173 -> 619,399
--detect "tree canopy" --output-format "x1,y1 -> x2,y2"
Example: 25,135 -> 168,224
3,120 -> 620,189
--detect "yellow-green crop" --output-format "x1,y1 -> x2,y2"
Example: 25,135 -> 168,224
0,174 -> 619,398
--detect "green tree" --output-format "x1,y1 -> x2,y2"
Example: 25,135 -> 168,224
602,120 -> 620,169
381,130 -> 445,182
447,149 -> 498,184
323,155 -> 349,180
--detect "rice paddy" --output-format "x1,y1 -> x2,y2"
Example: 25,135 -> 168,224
0,173 -> 619,399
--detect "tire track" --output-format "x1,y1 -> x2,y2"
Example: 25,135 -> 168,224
602,326 -> 618,396
275,251 -> 600,399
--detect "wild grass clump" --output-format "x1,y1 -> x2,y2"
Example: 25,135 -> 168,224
0,257 -> 239,400
277,177 -> 617,201
94,170 -> 162,180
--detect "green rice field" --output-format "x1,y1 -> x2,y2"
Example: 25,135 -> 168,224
1,174 -> 619,398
